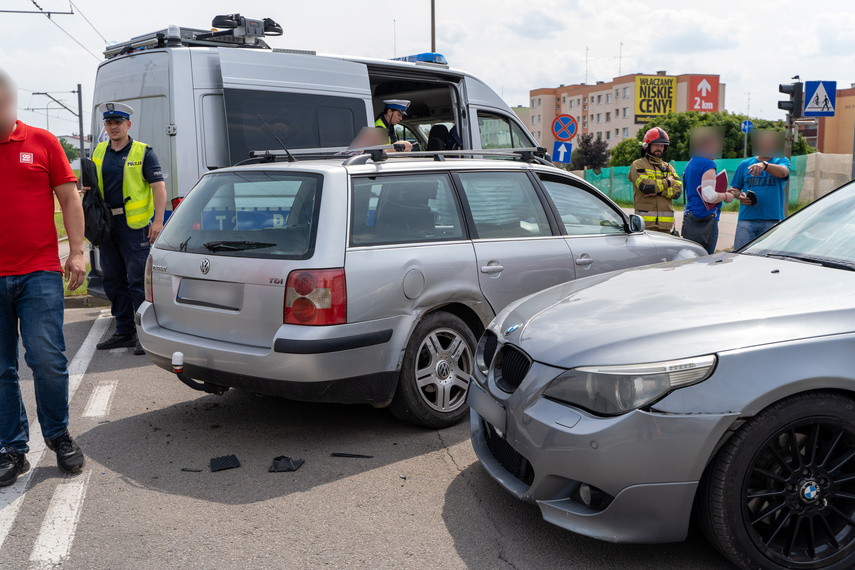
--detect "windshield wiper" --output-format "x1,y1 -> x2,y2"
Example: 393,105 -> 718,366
758,253 -> 855,271
203,240 -> 277,252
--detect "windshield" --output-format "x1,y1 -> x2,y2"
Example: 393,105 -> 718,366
744,182 -> 855,267
157,171 -> 322,259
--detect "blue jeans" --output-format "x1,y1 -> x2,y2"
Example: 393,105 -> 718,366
733,219 -> 779,250
100,216 -> 150,336
0,271 -> 69,453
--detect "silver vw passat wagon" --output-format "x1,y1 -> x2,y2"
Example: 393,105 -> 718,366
137,150 -> 704,428
468,179 -> 855,569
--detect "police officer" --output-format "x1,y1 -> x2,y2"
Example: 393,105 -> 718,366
628,127 -> 682,234
90,102 -> 166,355
374,99 -> 412,150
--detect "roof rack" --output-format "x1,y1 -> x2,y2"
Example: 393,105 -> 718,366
239,147 -> 553,167
104,15 -> 282,59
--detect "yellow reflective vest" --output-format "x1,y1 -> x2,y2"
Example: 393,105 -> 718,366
375,117 -> 398,144
92,140 -> 155,229
628,154 -> 682,232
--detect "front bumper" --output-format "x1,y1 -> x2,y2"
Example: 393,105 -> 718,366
467,368 -> 738,543
136,301 -> 413,405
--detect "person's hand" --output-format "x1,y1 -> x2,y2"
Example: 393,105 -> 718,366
738,193 -> 753,206
64,251 -> 86,291
149,220 -> 163,243
666,176 -> 675,185
748,163 -> 765,176
80,186 -> 91,193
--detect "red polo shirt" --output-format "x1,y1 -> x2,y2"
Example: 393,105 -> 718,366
0,121 -> 78,276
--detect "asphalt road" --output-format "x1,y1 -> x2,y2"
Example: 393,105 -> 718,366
0,308 -> 735,569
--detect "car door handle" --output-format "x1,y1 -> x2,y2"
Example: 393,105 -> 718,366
480,264 -> 504,274
575,255 -> 594,266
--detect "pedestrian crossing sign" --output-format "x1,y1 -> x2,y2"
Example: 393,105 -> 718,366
803,81 -> 836,117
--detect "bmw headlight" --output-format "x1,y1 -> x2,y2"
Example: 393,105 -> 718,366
543,355 -> 717,416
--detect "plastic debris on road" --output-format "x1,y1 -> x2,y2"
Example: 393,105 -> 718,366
269,456 -> 304,472
210,454 -> 241,472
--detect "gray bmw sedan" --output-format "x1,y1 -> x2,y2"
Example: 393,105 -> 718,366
468,181 -> 855,570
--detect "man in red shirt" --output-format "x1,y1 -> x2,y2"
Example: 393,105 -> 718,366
0,69 -> 87,486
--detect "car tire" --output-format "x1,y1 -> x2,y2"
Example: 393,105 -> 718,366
699,391 -> 855,570
388,312 -> 476,429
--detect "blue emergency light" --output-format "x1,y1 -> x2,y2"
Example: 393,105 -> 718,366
392,52 -> 448,65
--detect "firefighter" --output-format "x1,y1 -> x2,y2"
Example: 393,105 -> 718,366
628,127 -> 682,233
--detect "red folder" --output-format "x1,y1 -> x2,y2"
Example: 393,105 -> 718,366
696,170 -> 729,211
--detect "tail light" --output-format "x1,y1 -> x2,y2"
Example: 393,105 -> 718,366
171,196 -> 183,210
284,269 -> 346,326
144,254 -> 154,303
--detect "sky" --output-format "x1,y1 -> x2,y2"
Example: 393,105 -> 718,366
2,0 -> 854,137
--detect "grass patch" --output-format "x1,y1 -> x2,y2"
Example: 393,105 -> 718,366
63,263 -> 91,297
55,212 -> 67,239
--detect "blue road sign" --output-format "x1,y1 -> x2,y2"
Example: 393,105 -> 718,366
803,81 -> 836,117
551,114 -> 578,142
552,141 -> 572,164
741,120 -> 753,134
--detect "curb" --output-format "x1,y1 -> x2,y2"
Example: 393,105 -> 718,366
64,295 -> 111,309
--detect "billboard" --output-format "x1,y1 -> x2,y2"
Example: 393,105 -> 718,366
634,75 -> 677,124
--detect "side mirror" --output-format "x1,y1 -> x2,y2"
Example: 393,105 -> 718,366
629,214 -> 645,233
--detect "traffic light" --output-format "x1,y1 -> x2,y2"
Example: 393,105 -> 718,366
778,82 -> 803,119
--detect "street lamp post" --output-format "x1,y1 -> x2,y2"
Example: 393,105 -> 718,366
431,0 -> 435,53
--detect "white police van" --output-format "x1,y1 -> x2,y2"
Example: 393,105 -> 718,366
87,13 -> 536,295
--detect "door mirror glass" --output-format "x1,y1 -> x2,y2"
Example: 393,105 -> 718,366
629,214 -> 645,233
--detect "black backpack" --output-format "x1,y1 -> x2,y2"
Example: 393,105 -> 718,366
80,157 -> 112,246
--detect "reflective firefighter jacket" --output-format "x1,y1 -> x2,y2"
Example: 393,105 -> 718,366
628,154 -> 683,232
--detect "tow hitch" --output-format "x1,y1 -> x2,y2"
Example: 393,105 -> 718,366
172,352 -> 229,395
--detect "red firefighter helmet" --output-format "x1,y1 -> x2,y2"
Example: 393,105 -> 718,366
642,127 -> 670,149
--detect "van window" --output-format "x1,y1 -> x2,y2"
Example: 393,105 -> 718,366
350,174 -> 464,246
224,89 -> 367,165
458,171 -> 551,239
477,112 -> 533,149
157,171 -> 323,259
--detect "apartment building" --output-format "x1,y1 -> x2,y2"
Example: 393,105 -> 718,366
529,71 -> 726,151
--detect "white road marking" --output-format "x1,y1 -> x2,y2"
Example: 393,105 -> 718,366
82,380 -> 118,418
29,471 -> 91,569
108,348 -> 126,355
0,309 -> 110,551
67,311 -> 111,399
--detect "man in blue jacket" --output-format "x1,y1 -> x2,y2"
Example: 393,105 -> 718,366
730,130 -> 790,250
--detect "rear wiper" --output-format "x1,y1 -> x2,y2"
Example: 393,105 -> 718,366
203,240 -> 276,252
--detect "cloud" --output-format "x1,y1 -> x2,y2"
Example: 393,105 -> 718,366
505,11 -> 565,39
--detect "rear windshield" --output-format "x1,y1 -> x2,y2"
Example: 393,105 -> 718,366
157,171 -> 322,259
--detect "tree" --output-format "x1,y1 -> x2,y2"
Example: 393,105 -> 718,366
608,111 -> 816,166
609,138 -> 642,167
59,137 -> 79,164
569,133 -> 610,170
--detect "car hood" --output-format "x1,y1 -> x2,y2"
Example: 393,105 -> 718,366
499,253 -> 855,369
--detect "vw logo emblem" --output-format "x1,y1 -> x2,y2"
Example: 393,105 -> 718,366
800,481 -> 820,502
504,323 -> 523,336
200,259 -> 210,275
436,360 -> 451,379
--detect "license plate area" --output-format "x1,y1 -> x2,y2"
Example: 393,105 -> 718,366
176,278 -> 243,311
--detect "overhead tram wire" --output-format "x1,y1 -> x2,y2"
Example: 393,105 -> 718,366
69,0 -> 108,45
29,0 -> 100,61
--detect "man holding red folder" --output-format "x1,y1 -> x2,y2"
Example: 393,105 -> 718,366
682,127 -> 737,254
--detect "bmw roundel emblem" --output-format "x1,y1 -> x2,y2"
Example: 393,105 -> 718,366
200,259 -> 210,275
504,323 -> 523,336
800,481 -> 819,502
